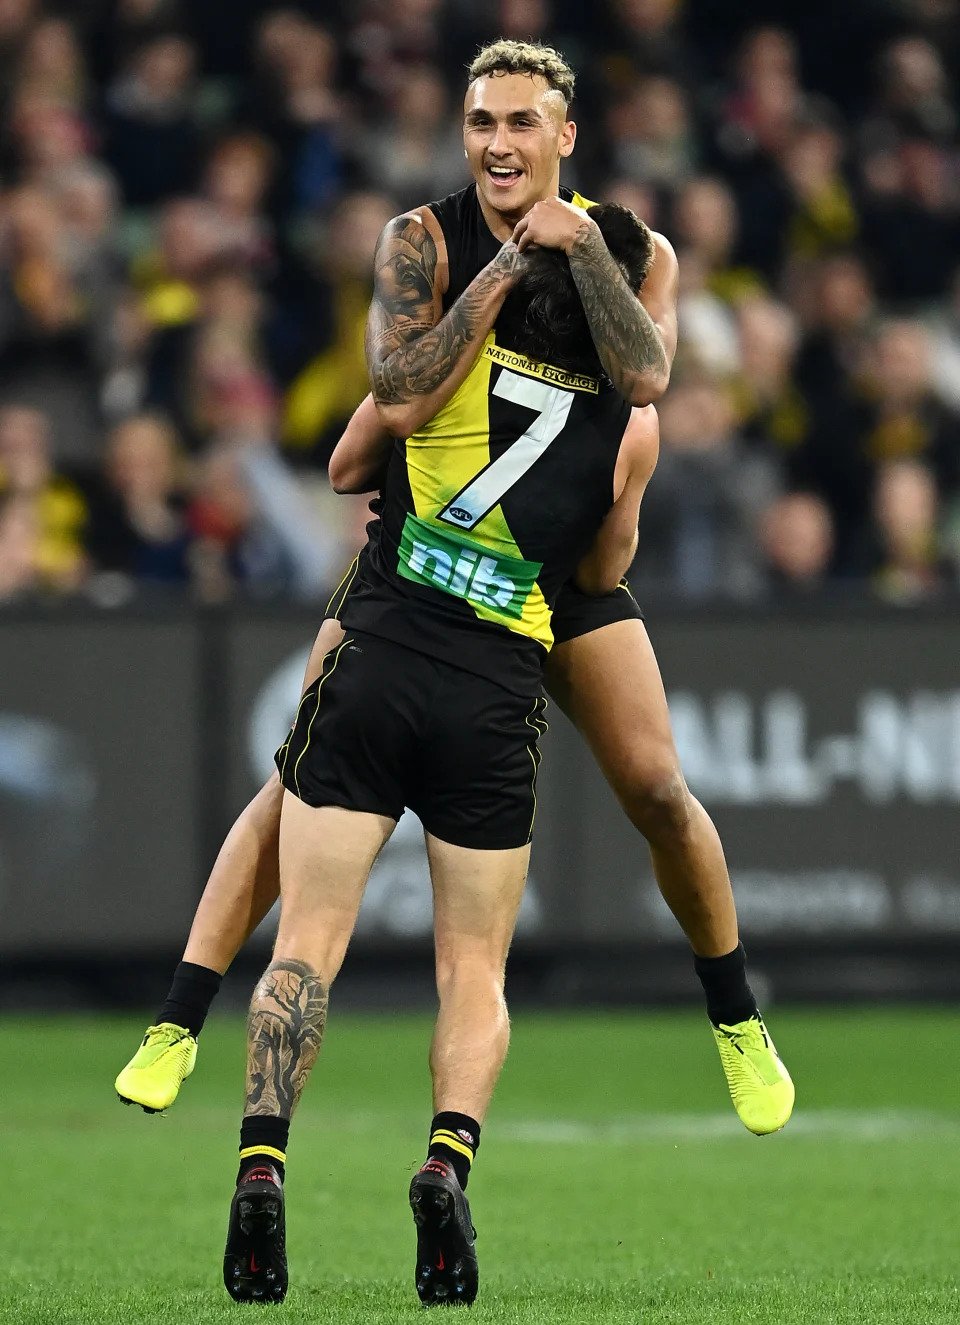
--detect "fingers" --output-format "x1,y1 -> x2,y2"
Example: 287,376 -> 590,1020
514,222 -> 537,253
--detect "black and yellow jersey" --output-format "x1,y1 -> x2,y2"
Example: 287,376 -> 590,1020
342,184 -> 631,697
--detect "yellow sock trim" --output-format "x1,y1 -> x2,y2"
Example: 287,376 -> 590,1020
430,1130 -> 474,1164
239,1145 -> 287,1164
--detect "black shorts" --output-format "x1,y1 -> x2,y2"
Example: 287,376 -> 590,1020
275,632 -> 548,851
551,579 -> 644,646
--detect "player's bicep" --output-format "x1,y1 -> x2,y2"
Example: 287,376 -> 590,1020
364,213 -> 442,371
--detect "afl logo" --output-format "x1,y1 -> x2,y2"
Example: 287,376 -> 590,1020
448,506 -> 471,523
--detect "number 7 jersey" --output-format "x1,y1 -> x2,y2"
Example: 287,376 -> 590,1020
341,184 -> 632,698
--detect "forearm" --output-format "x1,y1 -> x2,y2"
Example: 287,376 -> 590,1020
367,245 -> 523,434
329,395 -> 392,493
576,528 -> 638,596
568,223 -> 670,405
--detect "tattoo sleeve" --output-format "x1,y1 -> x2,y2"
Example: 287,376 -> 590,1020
567,222 -> 669,402
366,215 -> 524,408
245,958 -> 329,1119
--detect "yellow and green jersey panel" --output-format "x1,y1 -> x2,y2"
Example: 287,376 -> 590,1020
400,336 -> 609,648
381,330 -> 628,651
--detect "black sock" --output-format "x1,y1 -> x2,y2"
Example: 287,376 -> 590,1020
425,1112 -> 480,1190
693,942 -> 759,1028
156,961 -> 223,1038
238,1115 -> 289,1184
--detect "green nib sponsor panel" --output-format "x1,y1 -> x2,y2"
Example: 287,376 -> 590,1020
398,512 -> 541,622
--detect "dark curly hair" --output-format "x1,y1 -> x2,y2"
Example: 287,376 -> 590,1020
502,203 -> 656,378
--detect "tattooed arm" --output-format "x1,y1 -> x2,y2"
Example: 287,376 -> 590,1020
512,197 -> 678,406
245,958 -> 329,1118
567,224 -> 677,406
365,210 -> 528,437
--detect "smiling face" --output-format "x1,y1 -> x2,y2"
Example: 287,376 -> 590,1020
463,72 -> 575,224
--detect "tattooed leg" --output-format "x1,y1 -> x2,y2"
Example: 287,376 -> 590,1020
245,959 -> 328,1118
239,798 -> 395,1124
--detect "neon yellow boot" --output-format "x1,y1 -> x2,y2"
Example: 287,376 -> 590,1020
115,1023 -> 197,1113
712,1015 -> 795,1135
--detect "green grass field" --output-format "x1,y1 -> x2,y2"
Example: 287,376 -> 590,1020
4,1008 -> 959,1324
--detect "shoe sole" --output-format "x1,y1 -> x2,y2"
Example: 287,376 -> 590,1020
410,1175 -> 478,1306
224,1189 -> 287,1304
116,1092 -> 168,1114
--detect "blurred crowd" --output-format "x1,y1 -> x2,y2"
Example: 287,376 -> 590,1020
1,0 -> 959,607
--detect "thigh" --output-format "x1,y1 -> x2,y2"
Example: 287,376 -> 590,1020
278,633 -> 424,822
427,832 -> 530,974
276,795 -> 394,979
412,669 -> 548,851
301,617 -> 346,693
544,618 -> 680,788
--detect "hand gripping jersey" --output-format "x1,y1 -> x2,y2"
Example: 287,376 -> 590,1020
342,184 -> 632,697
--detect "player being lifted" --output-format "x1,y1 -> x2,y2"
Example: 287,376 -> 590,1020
116,39 -> 794,1305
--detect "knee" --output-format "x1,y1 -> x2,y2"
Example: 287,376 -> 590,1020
613,761 -> 694,844
435,949 -> 506,1005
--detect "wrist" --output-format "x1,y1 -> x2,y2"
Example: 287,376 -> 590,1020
566,216 -> 599,257
493,241 -> 524,284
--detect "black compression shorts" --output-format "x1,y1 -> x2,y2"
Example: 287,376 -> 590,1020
275,632 -> 548,851
550,579 -> 644,646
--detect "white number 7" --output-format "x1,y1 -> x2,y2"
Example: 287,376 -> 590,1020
438,369 -> 574,531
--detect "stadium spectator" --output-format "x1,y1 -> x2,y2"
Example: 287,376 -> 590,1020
85,412 -> 191,586
202,133 -> 276,274
356,65 -> 466,211
606,76 -> 697,187
18,16 -> 87,108
141,261 -> 272,451
760,491 -> 835,594
0,185 -> 103,463
634,373 -> 777,600
186,433 -> 340,602
672,176 -> 764,299
728,297 -> 812,458
603,0 -> 688,77
778,118 -> 859,262
713,27 -> 805,167
870,458 -> 946,601
0,403 -> 87,591
797,318 -> 960,572
795,252 -> 877,415
601,177 -> 660,231
863,35 -> 957,148
278,189 -> 393,459
247,14 -> 344,214
102,33 -> 201,207
859,134 -> 959,305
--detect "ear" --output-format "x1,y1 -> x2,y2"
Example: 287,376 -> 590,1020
559,119 -> 577,160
